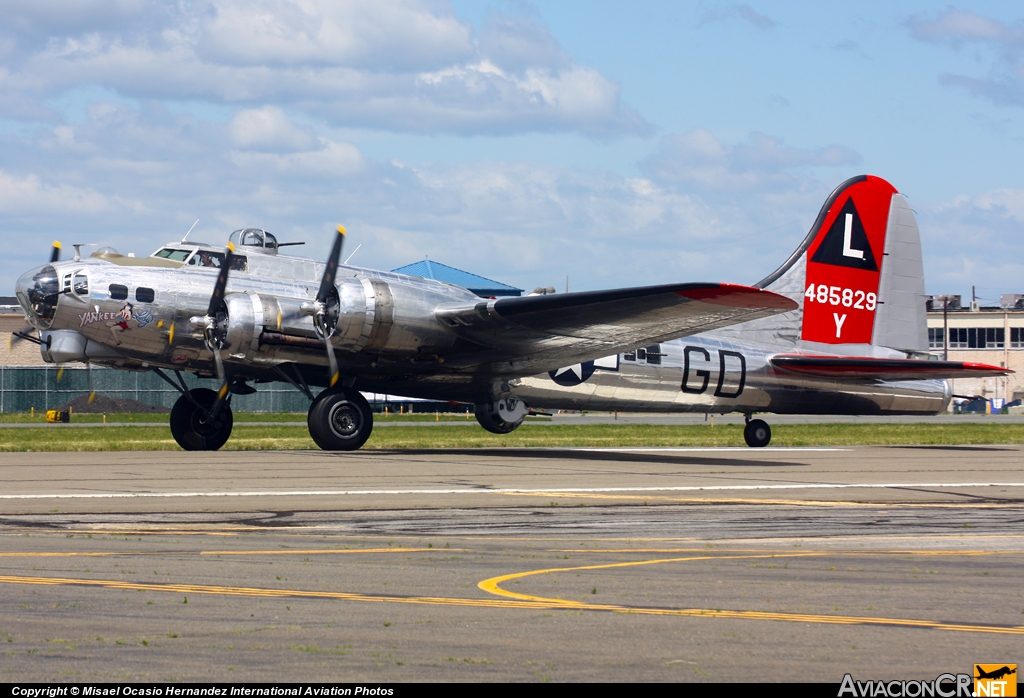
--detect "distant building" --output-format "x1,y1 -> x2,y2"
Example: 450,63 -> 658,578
391,259 -> 522,297
926,295 -> 1024,403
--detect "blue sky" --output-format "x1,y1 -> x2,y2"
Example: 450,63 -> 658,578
1,1 -> 1023,303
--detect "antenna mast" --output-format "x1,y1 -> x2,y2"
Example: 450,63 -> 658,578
181,220 -> 199,243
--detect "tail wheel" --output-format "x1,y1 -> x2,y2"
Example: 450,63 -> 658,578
170,388 -> 233,451
308,388 -> 373,451
743,418 -> 771,448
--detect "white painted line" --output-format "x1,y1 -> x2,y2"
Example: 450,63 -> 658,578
2,483 -> 1023,500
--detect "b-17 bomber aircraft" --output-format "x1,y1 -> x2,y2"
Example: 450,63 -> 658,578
12,175 -> 1009,450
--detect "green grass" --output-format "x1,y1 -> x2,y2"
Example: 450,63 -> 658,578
0,410 -> 504,424
0,422 -> 1022,452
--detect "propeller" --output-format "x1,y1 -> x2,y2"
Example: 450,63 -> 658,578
87,362 -> 96,404
189,243 -> 237,416
310,225 -> 345,388
55,363 -> 95,405
9,241 -> 62,350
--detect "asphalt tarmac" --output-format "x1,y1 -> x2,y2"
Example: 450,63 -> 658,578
0,446 -> 1022,682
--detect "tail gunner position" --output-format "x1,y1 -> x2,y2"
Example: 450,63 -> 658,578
12,176 -> 1008,450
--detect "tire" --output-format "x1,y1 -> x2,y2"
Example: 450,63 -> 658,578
474,398 -> 526,434
308,388 -> 373,451
169,388 -> 234,451
743,418 -> 771,448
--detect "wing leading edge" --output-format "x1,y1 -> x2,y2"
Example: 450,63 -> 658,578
770,355 -> 1012,381
437,282 -> 797,371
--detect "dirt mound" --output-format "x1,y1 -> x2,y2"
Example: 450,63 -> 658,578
56,394 -> 171,414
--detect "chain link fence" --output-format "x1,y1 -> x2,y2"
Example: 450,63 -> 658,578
0,366 -> 315,413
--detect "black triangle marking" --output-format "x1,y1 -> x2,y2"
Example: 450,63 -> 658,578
809,197 -> 878,271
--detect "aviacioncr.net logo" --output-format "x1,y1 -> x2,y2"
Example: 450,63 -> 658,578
838,673 -> 972,698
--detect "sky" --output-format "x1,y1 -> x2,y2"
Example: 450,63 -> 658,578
1,1 -> 1023,303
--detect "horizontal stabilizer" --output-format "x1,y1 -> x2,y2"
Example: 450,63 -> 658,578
770,355 -> 1012,381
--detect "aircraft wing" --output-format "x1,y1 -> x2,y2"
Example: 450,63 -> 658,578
436,282 -> 796,371
769,355 -> 1012,381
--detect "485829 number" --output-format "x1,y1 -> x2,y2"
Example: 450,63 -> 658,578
804,284 -> 876,310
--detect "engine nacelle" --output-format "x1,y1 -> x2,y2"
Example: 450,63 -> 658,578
221,293 -> 259,359
258,277 -> 457,356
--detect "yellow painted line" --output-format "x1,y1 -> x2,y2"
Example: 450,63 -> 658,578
478,553 -> 823,604
477,553 -> 1024,635
0,574 -> 569,611
548,548 -> 1024,556
0,547 -> 457,558
2,562 -> 1023,636
502,491 -> 1022,507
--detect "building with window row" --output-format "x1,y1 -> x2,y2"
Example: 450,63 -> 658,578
926,295 -> 1024,403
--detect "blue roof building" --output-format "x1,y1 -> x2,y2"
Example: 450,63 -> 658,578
391,259 -> 522,297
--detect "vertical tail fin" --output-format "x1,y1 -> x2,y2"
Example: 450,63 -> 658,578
756,175 -> 927,354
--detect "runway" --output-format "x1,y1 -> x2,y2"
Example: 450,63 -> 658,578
1,446 -> 1022,682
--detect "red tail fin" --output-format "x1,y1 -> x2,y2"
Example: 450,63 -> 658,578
800,175 -> 897,345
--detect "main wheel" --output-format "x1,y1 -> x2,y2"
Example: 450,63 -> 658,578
475,397 -> 527,434
743,418 -> 771,448
308,388 -> 373,451
170,388 -> 233,451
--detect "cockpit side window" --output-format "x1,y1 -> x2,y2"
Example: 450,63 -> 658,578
229,255 -> 248,272
187,251 -> 226,268
154,248 -> 192,262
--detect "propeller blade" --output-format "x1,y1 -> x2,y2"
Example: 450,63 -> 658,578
316,225 -> 345,303
50,241 -> 61,264
325,336 -> 339,389
8,325 -> 35,350
206,242 -> 236,317
56,366 -> 64,383
87,362 -> 95,404
210,343 -> 230,416
168,321 -> 175,345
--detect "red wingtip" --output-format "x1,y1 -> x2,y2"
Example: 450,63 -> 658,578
677,284 -> 798,310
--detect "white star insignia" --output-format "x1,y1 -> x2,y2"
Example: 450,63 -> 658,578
553,364 -> 584,379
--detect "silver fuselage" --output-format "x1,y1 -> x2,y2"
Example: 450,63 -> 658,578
17,247 -> 951,415
510,335 -> 951,416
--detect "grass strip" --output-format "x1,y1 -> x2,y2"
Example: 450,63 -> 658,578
2,423 -> 1024,452
0,411 -> 492,424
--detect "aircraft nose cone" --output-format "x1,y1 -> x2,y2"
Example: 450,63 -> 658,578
15,264 -> 60,329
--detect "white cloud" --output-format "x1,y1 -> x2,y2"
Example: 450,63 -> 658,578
0,169 -> 111,215
908,9 -> 1024,107
700,5 -> 778,30
231,138 -> 365,176
0,0 -> 649,137
916,187 -> 1024,295
639,129 -> 860,192
0,106 -> 836,296
229,106 -> 316,151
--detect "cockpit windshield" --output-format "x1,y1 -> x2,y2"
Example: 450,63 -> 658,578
228,228 -> 278,254
153,248 -> 192,262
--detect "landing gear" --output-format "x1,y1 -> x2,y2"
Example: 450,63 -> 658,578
308,388 -> 373,451
170,388 -> 234,451
475,397 -> 527,434
743,416 -> 771,448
